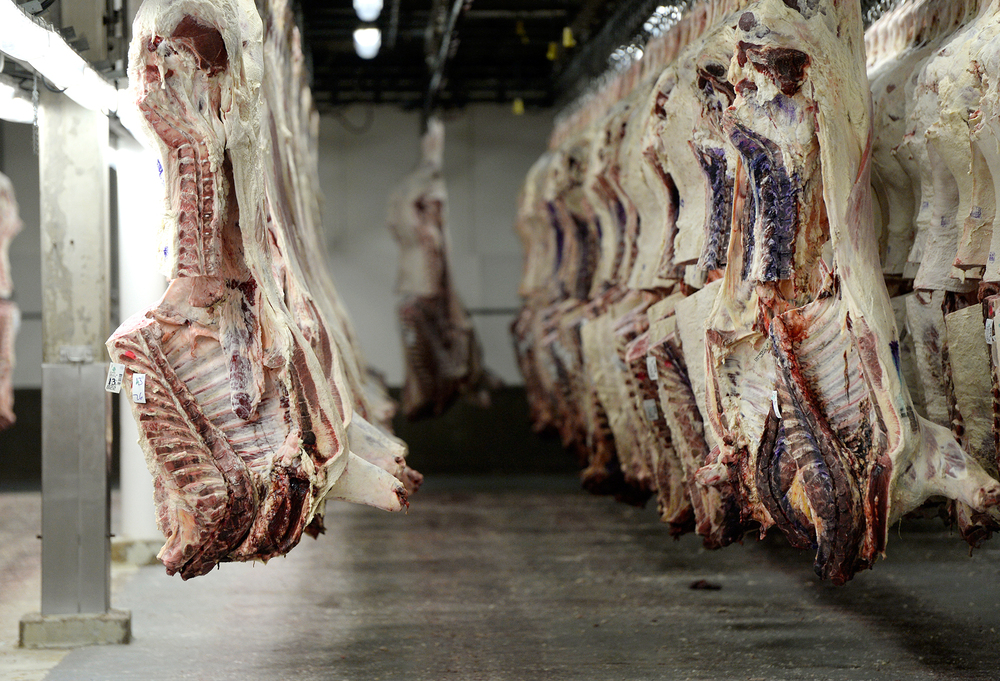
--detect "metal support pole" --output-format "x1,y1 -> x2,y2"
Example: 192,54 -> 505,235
19,88 -> 130,649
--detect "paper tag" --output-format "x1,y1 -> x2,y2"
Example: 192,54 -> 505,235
771,390 -> 780,417
105,363 -> 125,393
646,355 -> 659,382
131,373 -> 147,404
987,318 -> 995,346
753,342 -> 770,363
643,398 -> 658,422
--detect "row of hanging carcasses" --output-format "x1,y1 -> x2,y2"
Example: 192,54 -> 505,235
511,0 -> 1000,584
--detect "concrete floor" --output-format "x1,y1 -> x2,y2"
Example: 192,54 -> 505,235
4,476 -> 1000,680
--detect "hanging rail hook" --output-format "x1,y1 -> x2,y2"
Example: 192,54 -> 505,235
422,0 -> 471,130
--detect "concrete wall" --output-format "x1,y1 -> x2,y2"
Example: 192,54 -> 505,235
319,104 -> 552,386
0,121 -> 43,389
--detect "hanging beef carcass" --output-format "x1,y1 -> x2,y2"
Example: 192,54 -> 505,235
579,103 -> 663,495
0,173 -> 21,430
517,150 -> 581,446
894,0 -> 1000,541
646,4 -> 747,547
903,0 -> 997,288
108,0 -> 408,580
697,0 -> 1000,583
976,9 -> 1000,285
0,172 -> 21,301
543,138 -> 641,499
867,0 -> 977,277
259,0 -> 420,492
512,153 -> 561,435
968,4 -> 1000,519
388,118 -> 496,420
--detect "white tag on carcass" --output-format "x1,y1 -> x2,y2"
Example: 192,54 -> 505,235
987,318 -> 995,346
771,390 -> 780,417
643,399 -> 658,422
753,342 -> 771,363
646,355 -> 658,382
105,363 -> 125,394
131,373 -> 147,404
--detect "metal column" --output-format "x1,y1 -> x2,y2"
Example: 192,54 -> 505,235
19,88 -> 130,648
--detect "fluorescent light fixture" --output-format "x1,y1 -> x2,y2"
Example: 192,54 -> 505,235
353,28 -> 381,60
0,0 -> 118,115
353,0 -> 383,22
0,79 -> 33,124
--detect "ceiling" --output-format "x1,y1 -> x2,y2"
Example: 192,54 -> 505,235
0,0 -> 901,118
297,0 -> 894,113
297,0 -> 658,112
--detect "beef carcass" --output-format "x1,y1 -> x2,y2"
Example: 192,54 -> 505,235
0,173 -> 21,301
700,0 -> 1000,583
657,2 -> 735,271
701,0 -> 832,554
976,14 -> 1000,284
889,1 -> 1000,540
625,323 -> 692,531
0,300 -> 18,431
620,76 -> 674,292
692,27 -> 739,273
902,1 -> 988,290
388,118 -> 495,420
528,141 -> 634,492
512,152 -> 565,434
109,0 -> 407,579
631,300 -> 692,530
931,1 -> 1000,276
583,103 -> 633,295
0,173 -> 20,430
259,0 -> 420,492
866,0 -> 974,276
578,291 -> 653,504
